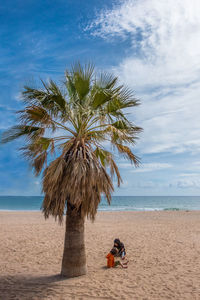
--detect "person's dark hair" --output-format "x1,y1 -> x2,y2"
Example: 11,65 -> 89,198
114,238 -> 120,245
110,247 -> 118,255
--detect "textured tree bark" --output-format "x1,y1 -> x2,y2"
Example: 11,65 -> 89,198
61,203 -> 87,278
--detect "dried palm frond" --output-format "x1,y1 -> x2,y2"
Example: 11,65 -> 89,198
42,140 -> 113,223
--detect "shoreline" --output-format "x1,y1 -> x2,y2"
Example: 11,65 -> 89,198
1,196 -> 200,213
0,208 -> 199,212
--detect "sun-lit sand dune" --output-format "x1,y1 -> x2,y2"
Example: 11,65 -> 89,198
0,211 -> 200,299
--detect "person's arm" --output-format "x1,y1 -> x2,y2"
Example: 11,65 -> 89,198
120,243 -> 126,259
120,243 -> 125,252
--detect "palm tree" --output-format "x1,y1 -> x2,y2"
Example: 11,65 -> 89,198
1,62 -> 142,278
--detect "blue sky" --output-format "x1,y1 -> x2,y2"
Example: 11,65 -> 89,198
0,0 -> 200,196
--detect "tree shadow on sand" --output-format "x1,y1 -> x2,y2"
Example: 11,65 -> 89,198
0,274 -> 69,299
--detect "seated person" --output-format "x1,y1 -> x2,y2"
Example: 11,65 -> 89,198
113,238 -> 126,259
106,247 -> 128,268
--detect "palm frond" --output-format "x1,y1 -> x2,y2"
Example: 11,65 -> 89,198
115,143 -> 140,166
98,73 -> 118,89
18,105 -> 56,129
91,87 -> 112,109
1,125 -> 45,144
22,81 -> 67,118
20,137 -> 55,175
94,147 -> 122,186
42,142 -> 114,223
33,151 -> 47,176
90,73 -> 119,109
40,80 -> 67,117
22,86 -> 47,105
105,93 -> 140,116
65,62 -> 94,104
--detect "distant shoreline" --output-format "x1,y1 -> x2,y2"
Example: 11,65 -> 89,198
0,195 -> 200,211
0,208 -> 199,213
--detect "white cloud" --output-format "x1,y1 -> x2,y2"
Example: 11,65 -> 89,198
172,178 -> 200,188
179,173 -> 200,177
119,162 -> 172,172
89,0 -> 200,155
132,162 -> 172,172
118,162 -> 134,169
135,81 -> 200,154
169,172 -> 200,188
135,181 -> 156,188
119,161 -> 172,169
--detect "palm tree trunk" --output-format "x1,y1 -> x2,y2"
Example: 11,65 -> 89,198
61,202 -> 87,278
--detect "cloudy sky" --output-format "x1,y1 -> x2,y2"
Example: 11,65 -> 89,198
0,0 -> 200,196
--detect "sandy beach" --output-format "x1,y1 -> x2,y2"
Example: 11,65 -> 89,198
0,211 -> 200,300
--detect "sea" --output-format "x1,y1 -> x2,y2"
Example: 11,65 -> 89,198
0,196 -> 200,211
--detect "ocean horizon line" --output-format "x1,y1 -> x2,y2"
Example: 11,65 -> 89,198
0,195 -> 200,212
0,208 -> 199,212
0,195 -> 200,197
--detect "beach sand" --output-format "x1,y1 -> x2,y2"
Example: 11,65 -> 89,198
0,211 -> 200,300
